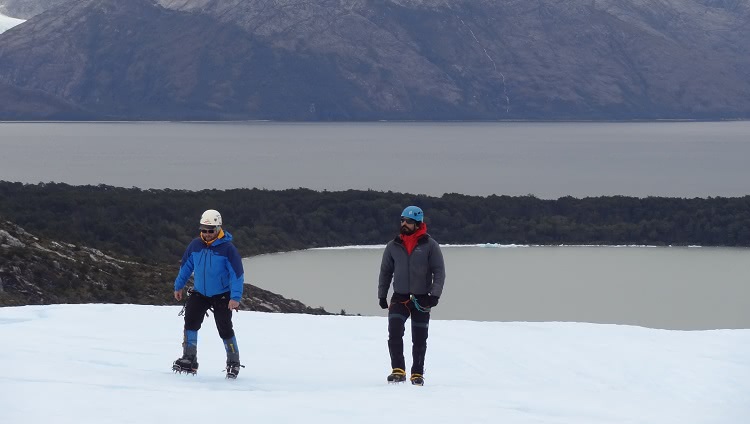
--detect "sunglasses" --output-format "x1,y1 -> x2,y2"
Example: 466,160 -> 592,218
400,218 -> 417,225
200,228 -> 217,234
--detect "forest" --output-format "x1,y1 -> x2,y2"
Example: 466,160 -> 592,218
2,181 -> 749,265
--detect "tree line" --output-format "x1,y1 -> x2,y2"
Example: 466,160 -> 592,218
1,181 -> 749,264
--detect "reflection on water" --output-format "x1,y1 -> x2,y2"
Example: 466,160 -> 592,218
244,246 -> 750,330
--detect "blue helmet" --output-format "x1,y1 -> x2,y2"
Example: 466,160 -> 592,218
401,206 -> 424,222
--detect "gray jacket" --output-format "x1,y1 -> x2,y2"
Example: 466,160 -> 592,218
378,234 -> 446,299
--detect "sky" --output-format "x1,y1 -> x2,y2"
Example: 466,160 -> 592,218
0,304 -> 748,423
0,11 -> 23,34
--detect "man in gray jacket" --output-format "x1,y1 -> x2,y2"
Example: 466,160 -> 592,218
378,205 -> 445,386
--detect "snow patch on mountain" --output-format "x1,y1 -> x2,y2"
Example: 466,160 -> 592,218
0,11 -> 24,33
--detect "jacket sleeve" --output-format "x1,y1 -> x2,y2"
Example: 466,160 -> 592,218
428,240 -> 446,297
174,245 -> 196,291
378,244 -> 395,299
226,244 -> 245,301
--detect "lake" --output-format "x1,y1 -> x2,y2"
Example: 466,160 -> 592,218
2,121 -> 749,198
243,246 -> 750,330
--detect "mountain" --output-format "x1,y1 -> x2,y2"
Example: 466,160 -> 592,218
0,80 -> 88,118
0,0 -> 749,120
0,219 -> 330,314
0,0 -> 375,120
0,0 -> 69,19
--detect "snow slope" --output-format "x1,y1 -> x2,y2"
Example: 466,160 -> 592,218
0,304 -> 748,423
0,11 -> 24,33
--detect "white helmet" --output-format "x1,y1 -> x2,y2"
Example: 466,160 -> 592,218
199,209 -> 222,226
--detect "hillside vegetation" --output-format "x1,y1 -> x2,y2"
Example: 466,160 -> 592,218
0,219 -> 329,313
2,181 -> 749,266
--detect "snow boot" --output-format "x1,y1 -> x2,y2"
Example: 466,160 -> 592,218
223,336 -> 243,379
225,361 -> 244,379
387,368 -> 406,383
172,355 -> 198,375
410,373 -> 425,386
173,330 -> 199,374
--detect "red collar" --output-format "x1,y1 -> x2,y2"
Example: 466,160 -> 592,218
399,223 -> 427,254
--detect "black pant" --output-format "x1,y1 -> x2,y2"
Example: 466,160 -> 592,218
184,291 -> 235,340
388,293 -> 430,375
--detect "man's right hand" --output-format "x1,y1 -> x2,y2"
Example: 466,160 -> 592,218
379,298 -> 388,309
174,290 -> 183,301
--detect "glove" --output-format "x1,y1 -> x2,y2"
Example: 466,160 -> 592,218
379,298 -> 389,309
425,296 -> 439,308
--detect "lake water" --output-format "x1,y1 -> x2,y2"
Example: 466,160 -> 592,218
243,246 -> 750,330
2,121 -> 750,198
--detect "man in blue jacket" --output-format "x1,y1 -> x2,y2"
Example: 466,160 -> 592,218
378,206 -> 446,386
172,209 -> 245,379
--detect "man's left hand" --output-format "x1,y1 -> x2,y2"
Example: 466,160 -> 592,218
425,296 -> 439,308
228,299 -> 240,310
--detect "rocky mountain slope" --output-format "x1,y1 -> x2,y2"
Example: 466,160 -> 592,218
0,219 -> 329,314
0,0 -> 748,120
0,80 -> 87,118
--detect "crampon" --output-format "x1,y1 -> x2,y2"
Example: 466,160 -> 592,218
225,362 -> 245,379
172,357 -> 198,375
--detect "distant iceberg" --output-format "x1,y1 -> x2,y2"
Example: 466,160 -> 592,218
310,245 -> 387,250
310,243 -> 679,250
443,243 -> 529,248
310,244 -> 526,250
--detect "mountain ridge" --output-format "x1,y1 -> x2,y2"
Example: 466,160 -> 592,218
0,0 -> 748,120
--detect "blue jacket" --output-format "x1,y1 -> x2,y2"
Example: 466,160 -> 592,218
174,230 -> 245,301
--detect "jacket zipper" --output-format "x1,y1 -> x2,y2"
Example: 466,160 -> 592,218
201,249 -> 208,295
400,236 -> 428,295
396,240 -> 412,294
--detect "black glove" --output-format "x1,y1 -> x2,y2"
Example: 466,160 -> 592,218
425,296 -> 439,308
379,298 -> 389,309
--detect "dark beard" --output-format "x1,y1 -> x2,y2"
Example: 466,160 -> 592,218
400,225 -> 416,235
